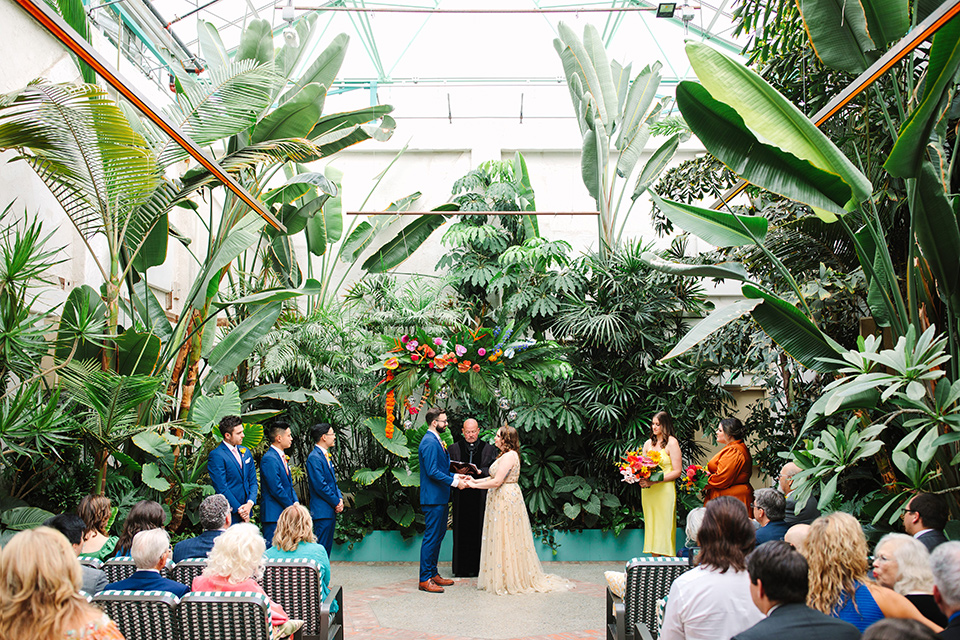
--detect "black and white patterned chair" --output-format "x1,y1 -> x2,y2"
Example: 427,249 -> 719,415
606,556 -> 691,640
103,557 -> 175,583
177,591 -> 276,640
171,558 -> 208,587
261,558 -> 343,640
93,590 -> 180,640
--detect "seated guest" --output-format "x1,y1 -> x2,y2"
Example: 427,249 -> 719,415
779,462 -> 820,526
114,500 -> 164,557
77,494 -> 118,560
903,493 -> 950,553
873,533 -> 947,626
264,504 -> 335,611
785,523 -> 811,554
173,494 -> 231,562
804,512 -> 941,633
679,507 -> 706,560
44,513 -> 109,594
930,541 -> 960,639
104,528 -> 188,598
0,527 -> 124,640
754,488 -> 790,545
863,618 -> 939,640
192,523 -> 303,639
733,540 -> 860,640
660,496 -> 764,640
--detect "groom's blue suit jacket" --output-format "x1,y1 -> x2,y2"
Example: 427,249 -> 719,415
419,432 -> 454,505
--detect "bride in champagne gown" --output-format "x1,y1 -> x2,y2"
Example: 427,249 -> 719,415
467,424 -> 573,595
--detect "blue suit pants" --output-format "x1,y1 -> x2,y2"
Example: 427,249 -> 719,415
419,503 -> 447,583
313,518 -> 335,558
263,521 -> 277,549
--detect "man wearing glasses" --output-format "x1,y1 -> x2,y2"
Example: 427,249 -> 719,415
417,407 -> 467,593
903,492 -> 949,552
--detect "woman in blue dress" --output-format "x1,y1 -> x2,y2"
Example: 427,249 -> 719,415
804,512 -> 941,633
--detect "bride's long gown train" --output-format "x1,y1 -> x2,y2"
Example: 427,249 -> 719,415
476,451 -> 574,595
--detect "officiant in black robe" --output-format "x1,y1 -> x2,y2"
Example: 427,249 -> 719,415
448,418 -> 498,577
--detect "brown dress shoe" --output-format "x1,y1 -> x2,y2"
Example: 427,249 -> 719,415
418,580 -> 444,593
432,575 -> 454,586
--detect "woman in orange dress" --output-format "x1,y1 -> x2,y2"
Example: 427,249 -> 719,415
704,417 -> 753,512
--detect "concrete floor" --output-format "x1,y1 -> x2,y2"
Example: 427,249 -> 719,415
331,561 -> 622,640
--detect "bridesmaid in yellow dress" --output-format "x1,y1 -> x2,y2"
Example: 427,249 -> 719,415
467,425 -> 573,595
638,411 -> 682,556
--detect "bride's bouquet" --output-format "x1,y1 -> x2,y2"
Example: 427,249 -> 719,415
618,449 -> 665,484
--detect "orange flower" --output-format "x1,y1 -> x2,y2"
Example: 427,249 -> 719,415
488,354 -> 498,362
384,357 -> 399,370
472,363 -> 480,372
457,360 -> 472,373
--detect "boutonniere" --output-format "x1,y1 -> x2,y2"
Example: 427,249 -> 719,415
285,454 -> 291,462
239,447 -> 247,455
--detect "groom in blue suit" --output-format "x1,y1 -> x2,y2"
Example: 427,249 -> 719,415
260,421 -> 298,548
418,407 -> 465,593
306,423 -> 343,557
207,416 -> 258,525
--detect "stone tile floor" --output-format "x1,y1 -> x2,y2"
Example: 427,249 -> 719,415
331,562 -> 622,640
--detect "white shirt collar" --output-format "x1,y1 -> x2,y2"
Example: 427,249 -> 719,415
914,528 -> 933,539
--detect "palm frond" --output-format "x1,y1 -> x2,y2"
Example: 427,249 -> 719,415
0,83 -> 161,243
156,61 -> 283,166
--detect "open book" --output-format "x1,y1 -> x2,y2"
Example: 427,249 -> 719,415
449,461 -> 481,476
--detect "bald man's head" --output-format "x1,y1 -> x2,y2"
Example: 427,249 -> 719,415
784,523 -> 810,554
462,419 -> 480,443
779,462 -> 801,494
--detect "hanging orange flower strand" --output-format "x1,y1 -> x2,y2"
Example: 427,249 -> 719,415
384,367 -> 397,439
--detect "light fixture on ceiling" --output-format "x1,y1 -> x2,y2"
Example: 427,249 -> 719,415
656,3 -> 676,18
282,0 -> 299,47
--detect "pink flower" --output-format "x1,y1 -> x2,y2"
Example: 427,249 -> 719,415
401,334 -> 408,343
406,340 -> 419,352
455,344 -> 467,357
411,354 -> 420,362
478,348 -> 487,356
433,337 -> 443,346
687,468 -> 696,479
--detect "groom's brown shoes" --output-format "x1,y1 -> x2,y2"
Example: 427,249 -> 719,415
432,574 -> 454,586
418,580 -> 444,593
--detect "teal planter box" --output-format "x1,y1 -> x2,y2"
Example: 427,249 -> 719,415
332,528 -> 686,562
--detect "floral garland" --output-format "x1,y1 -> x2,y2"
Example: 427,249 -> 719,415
378,325 -> 536,438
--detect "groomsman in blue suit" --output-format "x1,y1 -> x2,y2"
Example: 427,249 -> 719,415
418,407 -> 466,593
103,528 -> 189,598
306,423 -> 343,558
207,416 -> 258,525
261,421 -> 298,548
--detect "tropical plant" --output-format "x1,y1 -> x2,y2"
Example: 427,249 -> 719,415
553,22 -> 685,254
644,8 -> 960,515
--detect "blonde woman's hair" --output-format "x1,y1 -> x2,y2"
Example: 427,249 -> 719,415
0,527 -> 94,640
203,522 -> 266,584
273,504 -> 316,552
875,533 -> 934,595
805,512 -> 869,614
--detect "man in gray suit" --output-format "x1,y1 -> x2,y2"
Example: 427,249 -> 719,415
733,541 -> 860,640
44,513 -> 108,594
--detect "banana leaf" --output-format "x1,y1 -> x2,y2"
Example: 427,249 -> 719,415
660,298 -> 763,362
362,204 -> 459,273
797,0 -> 876,74
650,192 -> 768,247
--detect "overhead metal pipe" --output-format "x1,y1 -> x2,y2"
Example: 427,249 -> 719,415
12,0 -> 285,232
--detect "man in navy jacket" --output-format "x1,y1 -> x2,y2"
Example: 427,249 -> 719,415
306,423 -> 343,557
207,416 -> 258,525
260,421 -> 298,547
418,407 -> 466,593
172,494 -> 230,563
103,528 -> 189,598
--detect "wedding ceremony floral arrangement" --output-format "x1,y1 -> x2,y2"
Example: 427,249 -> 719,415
375,322 -> 571,438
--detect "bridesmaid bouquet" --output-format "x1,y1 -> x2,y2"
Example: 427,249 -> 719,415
677,464 -> 710,509
618,449 -> 665,484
